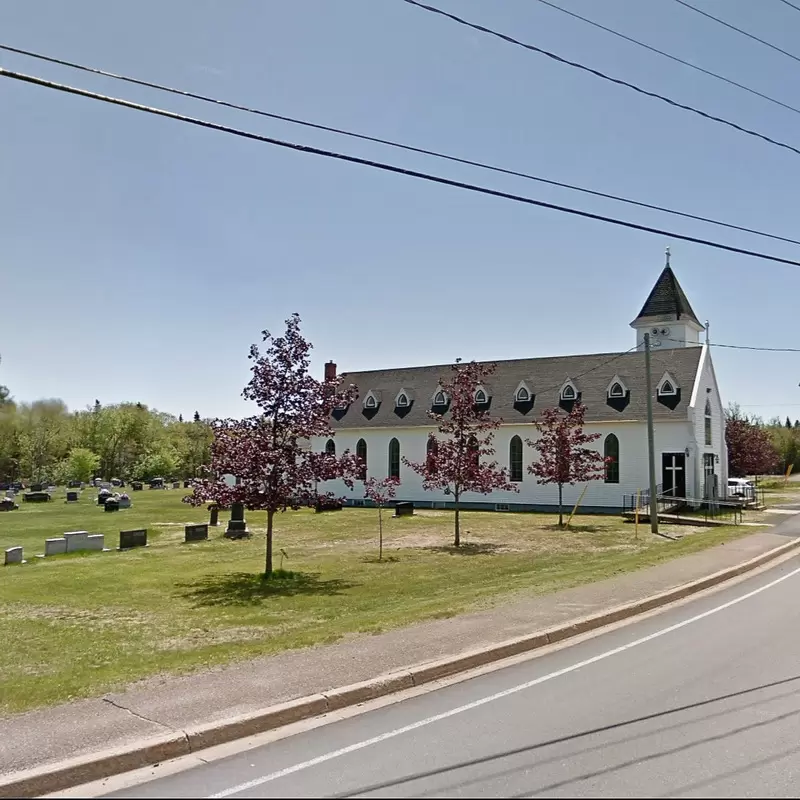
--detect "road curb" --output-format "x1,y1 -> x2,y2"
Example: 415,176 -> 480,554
4,535 -> 800,799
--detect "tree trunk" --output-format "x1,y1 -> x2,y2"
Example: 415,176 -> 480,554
265,509 -> 274,577
454,492 -> 461,547
378,505 -> 383,561
558,483 -> 564,528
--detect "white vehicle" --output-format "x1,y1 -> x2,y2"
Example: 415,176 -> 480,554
727,478 -> 755,499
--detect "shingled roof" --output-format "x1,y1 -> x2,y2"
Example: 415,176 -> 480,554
633,266 -> 701,326
332,347 -> 702,429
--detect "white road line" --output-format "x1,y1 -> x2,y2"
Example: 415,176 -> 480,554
209,562 -> 800,798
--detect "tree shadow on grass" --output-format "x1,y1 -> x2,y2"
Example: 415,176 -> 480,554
362,555 -> 401,564
424,542 -> 502,556
177,571 -> 358,607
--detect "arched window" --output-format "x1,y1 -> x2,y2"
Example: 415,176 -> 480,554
509,435 -> 523,482
426,435 -> 438,474
705,399 -> 712,446
364,395 -> 377,409
396,393 -> 409,407
475,388 -> 488,404
388,438 -> 400,479
515,387 -> 530,402
467,435 -> 479,470
325,439 -> 335,456
609,383 -> 624,398
604,434 -> 620,484
561,384 -> 576,400
433,390 -> 446,406
659,380 -> 676,396
356,438 -> 368,480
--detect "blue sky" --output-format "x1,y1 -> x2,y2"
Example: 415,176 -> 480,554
2,0 -> 799,422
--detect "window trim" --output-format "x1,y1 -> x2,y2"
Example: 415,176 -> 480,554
604,433 -> 620,484
388,437 -> 400,479
509,435 -> 523,482
364,394 -> 378,409
704,399 -> 713,446
432,390 -> 447,406
515,387 -> 530,402
396,393 -> 409,407
356,438 -> 368,480
560,382 -> 577,401
657,373 -> 678,396
608,382 -> 625,398
474,388 -> 488,404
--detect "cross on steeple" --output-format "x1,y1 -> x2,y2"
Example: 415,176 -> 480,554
665,245 -> 671,267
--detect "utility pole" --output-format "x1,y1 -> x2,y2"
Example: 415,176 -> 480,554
644,332 -> 659,534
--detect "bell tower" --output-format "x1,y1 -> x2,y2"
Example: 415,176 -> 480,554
631,248 -> 704,350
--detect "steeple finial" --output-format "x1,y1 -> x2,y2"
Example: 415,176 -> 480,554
665,245 -> 671,267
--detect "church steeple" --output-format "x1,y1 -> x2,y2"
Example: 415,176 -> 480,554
631,250 -> 704,350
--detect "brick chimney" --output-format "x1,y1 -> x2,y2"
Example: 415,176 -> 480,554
324,361 -> 337,381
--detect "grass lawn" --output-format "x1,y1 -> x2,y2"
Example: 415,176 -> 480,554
0,488 -> 756,715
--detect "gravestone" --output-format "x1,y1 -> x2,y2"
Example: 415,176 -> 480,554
172,481 -> 180,490
184,523 -> 209,543
68,480 -> 82,489
86,534 -> 105,551
0,483 -> 8,491
30,483 -> 43,492
183,480 -> 192,489
119,529 -> 147,550
224,502 -> 251,539
118,496 -> 131,509
104,499 -> 120,512
132,481 -> 143,491
4,547 -> 23,565
209,505 -> 219,526
0,498 -> 19,512
394,501 -> 414,518
111,478 -> 122,486
150,478 -> 164,490
45,537 -> 67,556
97,490 -> 112,506
66,491 -> 79,502
64,531 -> 89,552
23,492 -> 50,503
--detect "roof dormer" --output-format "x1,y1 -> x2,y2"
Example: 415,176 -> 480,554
559,380 -> 578,402
363,390 -> 382,410
474,385 -> 491,405
432,387 -> 448,407
513,381 -> 533,403
657,372 -> 678,396
606,376 -> 628,398
394,388 -> 414,408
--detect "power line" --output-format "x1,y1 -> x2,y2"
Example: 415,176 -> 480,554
672,0 -> 800,66
401,0 -> 800,159
666,337 -> 800,353
535,0 -> 800,118
776,0 -> 800,13
5,66 -> 800,271
2,45 -> 799,249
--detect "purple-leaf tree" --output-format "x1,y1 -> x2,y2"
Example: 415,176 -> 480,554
363,476 -> 400,561
404,360 -> 517,547
527,403 -> 607,528
185,313 -> 359,577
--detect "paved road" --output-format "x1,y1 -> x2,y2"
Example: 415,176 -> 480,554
106,554 -> 800,798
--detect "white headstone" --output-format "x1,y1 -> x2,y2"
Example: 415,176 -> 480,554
45,538 -> 67,556
64,531 -> 89,552
4,547 -> 23,565
86,534 -> 105,551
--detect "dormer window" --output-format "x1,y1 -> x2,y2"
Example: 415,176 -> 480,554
515,387 -> 530,402
364,392 -> 379,409
433,390 -> 447,407
396,393 -> 409,407
560,382 -> 577,401
609,383 -> 624,398
474,388 -> 488,404
657,375 -> 678,396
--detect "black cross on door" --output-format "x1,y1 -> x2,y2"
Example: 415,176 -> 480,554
661,453 -> 686,499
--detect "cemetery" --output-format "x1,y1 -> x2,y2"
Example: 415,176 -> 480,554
0,483 -> 753,716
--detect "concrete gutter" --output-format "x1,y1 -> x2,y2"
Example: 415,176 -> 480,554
3,535 -> 800,799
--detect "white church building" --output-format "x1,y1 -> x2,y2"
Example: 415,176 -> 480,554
316,261 -> 727,513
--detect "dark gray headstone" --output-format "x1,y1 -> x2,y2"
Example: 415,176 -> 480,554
183,480 -> 192,489
394,501 -> 414,517
119,529 -> 147,549
23,492 -> 50,503
67,480 -> 82,489
132,481 -> 143,491
104,499 -> 120,512
0,499 -> 19,512
30,483 -> 43,492
209,505 -> 219,526
185,523 -> 209,543
224,502 -> 251,539
66,491 -> 79,502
